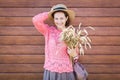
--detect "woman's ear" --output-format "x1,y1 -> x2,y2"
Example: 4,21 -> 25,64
66,16 -> 68,21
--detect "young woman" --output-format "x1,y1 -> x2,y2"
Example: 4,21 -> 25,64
32,4 -> 79,80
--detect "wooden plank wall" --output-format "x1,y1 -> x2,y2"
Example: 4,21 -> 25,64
0,0 -> 120,80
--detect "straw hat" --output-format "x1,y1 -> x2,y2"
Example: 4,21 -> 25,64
48,4 -> 75,23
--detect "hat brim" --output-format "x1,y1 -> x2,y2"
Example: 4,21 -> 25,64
48,9 -> 75,24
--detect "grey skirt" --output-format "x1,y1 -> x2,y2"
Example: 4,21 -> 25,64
43,69 -> 75,80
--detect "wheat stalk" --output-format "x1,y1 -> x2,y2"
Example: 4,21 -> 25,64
60,23 -> 95,55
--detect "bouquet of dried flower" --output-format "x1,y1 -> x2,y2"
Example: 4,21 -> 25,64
60,23 -> 95,55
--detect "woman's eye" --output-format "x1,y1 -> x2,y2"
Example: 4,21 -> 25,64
60,18 -> 63,20
54,17 -> 58,20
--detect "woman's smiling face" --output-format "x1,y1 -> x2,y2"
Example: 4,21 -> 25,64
53,12 -> 68,30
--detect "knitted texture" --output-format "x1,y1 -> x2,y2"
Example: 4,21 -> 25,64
32,12 -> 73,73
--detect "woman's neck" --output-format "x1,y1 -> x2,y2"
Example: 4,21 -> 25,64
57,26 -> 66,31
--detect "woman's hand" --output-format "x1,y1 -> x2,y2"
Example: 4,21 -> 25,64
67,47 -> 79,62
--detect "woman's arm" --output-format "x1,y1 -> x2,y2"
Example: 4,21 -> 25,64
32,12 -> 49,35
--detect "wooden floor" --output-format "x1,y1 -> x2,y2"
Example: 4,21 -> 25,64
0,0 -> 120,80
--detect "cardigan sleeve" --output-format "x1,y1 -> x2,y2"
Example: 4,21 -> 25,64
32,12 -> 49,35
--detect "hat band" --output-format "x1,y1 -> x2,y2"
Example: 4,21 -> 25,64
53,7 -> 66,10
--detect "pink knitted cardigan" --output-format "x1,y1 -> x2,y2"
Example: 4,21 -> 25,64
32,12 -> 73,73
